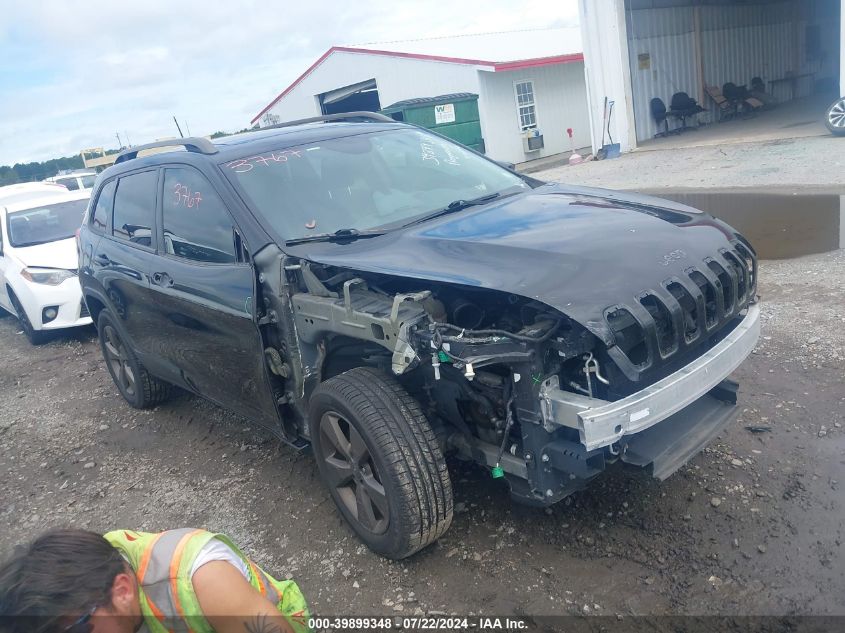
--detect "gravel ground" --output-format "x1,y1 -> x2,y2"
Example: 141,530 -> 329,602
1,249 -> 843,619
533,136 -> 845,193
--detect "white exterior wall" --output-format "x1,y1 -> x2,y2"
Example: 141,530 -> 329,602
477,63 -> 592,164
262,51 -> 482,123
578,0 -> 638,153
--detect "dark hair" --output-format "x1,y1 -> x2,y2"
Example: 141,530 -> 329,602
0,529 -> 126,633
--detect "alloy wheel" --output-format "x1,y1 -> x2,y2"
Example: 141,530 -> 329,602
828,98 -> 845,129
318,411 -> 389,534
102,325 -> 136,397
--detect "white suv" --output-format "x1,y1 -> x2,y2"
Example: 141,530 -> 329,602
0,185 -> 93,343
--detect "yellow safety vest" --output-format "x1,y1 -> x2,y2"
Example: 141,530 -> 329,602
105,528 -> 310,633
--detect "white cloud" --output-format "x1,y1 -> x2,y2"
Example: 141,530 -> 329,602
0,0 -> 579,165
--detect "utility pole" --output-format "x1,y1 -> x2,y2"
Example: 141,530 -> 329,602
124,131 -> 132,147
185,120 -> 191,136
116,132 -> 123,148
173,116 -> 184,138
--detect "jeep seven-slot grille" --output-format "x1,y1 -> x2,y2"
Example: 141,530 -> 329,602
606,245 -> 756,370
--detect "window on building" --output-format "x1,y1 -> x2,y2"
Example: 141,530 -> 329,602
112,170 -> 157,247
515,81 -> 537,131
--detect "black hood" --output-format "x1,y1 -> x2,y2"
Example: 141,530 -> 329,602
287,183 -> 751,344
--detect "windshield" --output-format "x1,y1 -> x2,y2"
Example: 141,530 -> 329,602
222,128 -> 529,241
6,199 -> 89,248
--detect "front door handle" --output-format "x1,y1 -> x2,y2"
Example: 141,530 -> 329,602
152,272 -> 174,287
94,253 -> 111,265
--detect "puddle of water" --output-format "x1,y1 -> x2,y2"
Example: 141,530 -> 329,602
638,190 -> 844,259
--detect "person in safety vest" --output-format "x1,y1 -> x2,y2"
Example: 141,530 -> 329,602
0,527 -> 310,633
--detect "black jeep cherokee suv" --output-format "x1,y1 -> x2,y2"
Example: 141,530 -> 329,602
79,112 -> 760,559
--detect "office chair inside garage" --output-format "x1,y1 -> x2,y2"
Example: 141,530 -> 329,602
650,97 -> 671,137
669,91 -> 705,130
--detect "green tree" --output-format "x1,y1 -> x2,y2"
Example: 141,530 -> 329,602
210,128 -> 253,139
1,154 -> 88,187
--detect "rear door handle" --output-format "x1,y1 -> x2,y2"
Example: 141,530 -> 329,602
94,253 -> 111,265
152,272 -> 174,287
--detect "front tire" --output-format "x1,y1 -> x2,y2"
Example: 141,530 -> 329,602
309,367 -> 453,559
825,97 -> 845,136
97,310 -> 173,408
9,292 -> 47,345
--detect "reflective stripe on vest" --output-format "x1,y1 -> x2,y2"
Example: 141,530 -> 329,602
136,528 -> 205,633
169,529 -> 203,627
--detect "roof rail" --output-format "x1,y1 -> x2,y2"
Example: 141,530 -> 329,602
115,137 -> 218,164
262,111 -> 395,131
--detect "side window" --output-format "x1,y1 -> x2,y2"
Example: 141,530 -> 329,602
162,167 -> 237,264
91,180 -> 116,232
112,171 -> 157,247
60,177 -> 80,191
81,174 -> 97,189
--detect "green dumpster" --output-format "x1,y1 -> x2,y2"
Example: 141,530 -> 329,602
381,93 -> 484,153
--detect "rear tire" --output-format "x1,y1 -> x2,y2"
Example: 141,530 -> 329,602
9,292 -> 47,345
97,310 -> 173,408
825,97 -> 845,136
309,367 -> 453,559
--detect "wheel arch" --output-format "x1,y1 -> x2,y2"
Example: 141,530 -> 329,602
5,282 -> 34,323
82,293 -> 106,329
87,291 -> 140,354
321,335 -> 393,382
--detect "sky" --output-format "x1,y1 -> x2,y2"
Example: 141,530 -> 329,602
0,0 -> 579,166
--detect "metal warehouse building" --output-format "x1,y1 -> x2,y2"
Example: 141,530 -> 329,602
250,28 -> 591,166
578,0 -> 844,152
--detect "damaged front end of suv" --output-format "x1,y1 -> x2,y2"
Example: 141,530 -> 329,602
225,119 -> 760,557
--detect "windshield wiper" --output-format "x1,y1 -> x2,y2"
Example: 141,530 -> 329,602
285,228 -> 386,246
401,192 -> 507,228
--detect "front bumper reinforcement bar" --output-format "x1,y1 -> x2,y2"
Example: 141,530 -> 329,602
539,303 -> 761,451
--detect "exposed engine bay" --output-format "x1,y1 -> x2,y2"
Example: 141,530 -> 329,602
253,248 -> 758,506
292,260 -> 598,393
